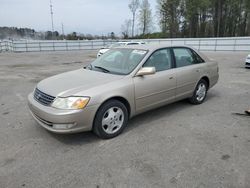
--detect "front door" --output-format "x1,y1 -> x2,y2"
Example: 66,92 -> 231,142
133,48 -> 176,113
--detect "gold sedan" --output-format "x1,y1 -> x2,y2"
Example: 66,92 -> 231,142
28,45 -> 219,139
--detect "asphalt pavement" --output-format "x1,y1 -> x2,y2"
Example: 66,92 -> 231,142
0,50 -> 249,188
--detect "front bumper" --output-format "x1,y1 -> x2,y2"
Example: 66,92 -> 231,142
28,93 -> 99,134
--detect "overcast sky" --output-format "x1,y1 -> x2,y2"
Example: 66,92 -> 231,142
0,0 -> 157,35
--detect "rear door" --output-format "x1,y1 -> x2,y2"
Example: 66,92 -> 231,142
172,47 -> 205,100
133,48 -> 176,113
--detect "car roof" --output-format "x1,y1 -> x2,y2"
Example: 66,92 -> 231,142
118,44 -> 185,51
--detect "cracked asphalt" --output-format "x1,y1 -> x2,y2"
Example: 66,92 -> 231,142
0,50 -> 250,188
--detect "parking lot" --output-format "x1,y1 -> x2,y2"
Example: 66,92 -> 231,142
0,50 -> 250,188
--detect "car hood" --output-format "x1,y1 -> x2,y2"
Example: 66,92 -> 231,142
37,69 -> 124,97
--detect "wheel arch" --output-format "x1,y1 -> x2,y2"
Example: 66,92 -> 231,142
92,96 -> 132,129
200,76 -> 210,89
106,96 -> 131,118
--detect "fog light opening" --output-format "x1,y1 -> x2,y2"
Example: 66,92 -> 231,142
53,123 -> 76,130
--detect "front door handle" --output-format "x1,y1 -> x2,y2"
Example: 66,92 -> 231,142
196,69 -> 200,73
169,77 -> 174,80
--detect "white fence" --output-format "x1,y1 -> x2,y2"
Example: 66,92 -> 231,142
0,40 -> 14,52
147,37 -> 250,51
1,37 -> 250,52
0,40 -> 114,52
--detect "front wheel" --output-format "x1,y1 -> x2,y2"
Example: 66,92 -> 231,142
93,100 -> 128,139
189,79 -> 208,105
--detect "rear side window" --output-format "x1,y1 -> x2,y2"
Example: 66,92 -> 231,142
143,48 -> 172,72
192,51 -> 205,64
173,48 -> 204,68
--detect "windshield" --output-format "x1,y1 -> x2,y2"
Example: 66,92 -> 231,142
108,43 -> 125,48
89,49 -> 147,75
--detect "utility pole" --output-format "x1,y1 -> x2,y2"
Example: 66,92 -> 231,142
50,0 -> 54,32
61,23 -> 65,39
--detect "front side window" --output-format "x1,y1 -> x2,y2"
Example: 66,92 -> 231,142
89,49 -> 147,75
143,48 -> 172,72
173,48 -> 204,68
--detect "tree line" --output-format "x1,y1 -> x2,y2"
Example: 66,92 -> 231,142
122,0 -> 250,38
0,27 -> 36,40
0,27 -> 117,40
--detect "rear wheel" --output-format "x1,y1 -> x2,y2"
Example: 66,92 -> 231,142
189,79 -> 208,104
93,100 -> 128,139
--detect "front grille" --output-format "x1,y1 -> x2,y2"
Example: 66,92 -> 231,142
34,88 -> 55,106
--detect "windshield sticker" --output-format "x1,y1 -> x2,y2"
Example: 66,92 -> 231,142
132,50 -> 147,55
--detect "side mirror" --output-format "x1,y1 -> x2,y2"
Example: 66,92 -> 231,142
136,67 -> 156,76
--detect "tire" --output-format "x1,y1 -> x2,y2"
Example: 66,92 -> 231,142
189,79 -> 208,105
93,100 -> 128,139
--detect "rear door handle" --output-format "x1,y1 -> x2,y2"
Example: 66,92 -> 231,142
169,77 -> 174,80
196,69 -> 200,72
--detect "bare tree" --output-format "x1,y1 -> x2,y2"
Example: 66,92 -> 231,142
129,0 -> 140,37
139,0 -> 153,35
121,19 -> 132,39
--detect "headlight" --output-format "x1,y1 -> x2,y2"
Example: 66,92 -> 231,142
51,97 -> 90,110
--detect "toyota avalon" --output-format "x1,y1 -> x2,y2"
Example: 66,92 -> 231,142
28,45 -> 219,139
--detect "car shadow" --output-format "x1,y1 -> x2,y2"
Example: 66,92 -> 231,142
130,91 -> 218,128
49,93 -> 217,145
48,130 -> 98,145
125,100 -> 190,133
49,100 -> 190,145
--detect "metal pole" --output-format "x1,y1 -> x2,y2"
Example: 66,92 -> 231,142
50,0 -> 55,40
12,40 -> 16,52
233,38 -> 236,51
53,41 -> 55,51
25,41 -> 28,52
50,0 -> 54,32
198,39 -> 201,51
5,41 -> 7,51
61,23 -> 64,38
215,39 -> 217,51
39,42 -> 41,51
11,40 -> 14,52
66,41 -> 68,51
